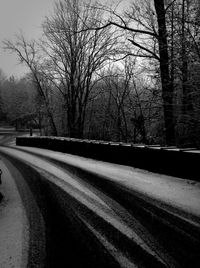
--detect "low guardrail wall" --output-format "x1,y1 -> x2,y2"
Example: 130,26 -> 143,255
16,136 -> 200,182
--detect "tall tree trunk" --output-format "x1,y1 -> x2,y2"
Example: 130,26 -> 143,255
67,103 -> 84,138
181,0 -> 188,113
47,107 -> 58,136
170,0 -> 175,101
121,107 -> 128,142
38,111 -> 42,136
154,0 -> 175,145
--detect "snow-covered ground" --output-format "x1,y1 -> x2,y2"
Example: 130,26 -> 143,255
0,157 -> 29,268
0,145 -> 175,267
0,145 -> 200,224
0,134 -> 200,267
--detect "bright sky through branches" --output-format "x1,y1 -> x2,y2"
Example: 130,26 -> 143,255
0,0 -> 54,78
0,0 -> 129,78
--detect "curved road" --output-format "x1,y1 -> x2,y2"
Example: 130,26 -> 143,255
0,130 -> 200,267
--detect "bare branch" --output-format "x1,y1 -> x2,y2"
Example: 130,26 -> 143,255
128,38 -> 160,61
79,20 -> 158,38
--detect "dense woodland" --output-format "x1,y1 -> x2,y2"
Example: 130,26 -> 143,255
0,0 -> 200,146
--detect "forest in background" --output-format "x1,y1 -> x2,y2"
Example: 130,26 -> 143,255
0,0 -> 200,146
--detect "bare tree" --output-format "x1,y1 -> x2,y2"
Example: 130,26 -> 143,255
1,77 -> 36,130
0,69 -> 7,122
82,0 -> 175,144
3,35 -> 58,135
100,58 -> 137,142
41,0 -> 115,138
165,0 -> 200,145
153,0 -> 175,144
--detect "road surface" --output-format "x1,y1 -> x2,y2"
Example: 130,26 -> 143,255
0,130 -> 200,267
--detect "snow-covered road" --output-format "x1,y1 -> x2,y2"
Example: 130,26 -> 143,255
2,145 -> 200,221
0,137 -> 200,267
0,146 -> 176,267
0,158 -> 29,268
0,155 -> 46,268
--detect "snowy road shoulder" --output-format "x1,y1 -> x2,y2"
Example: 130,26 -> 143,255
0,157 -> 29,268
0,144 -> 200,267
5,145 -> 200,221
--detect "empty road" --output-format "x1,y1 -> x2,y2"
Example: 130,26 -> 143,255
0,130 -> 200,267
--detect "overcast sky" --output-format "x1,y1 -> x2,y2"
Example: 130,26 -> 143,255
0,0 -> 128,79
0,0 -> 55,78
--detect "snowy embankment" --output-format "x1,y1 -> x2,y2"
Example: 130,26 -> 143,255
16,136 -> 200,182
1,145 -> 200,226
0,143 -> 200,267
0,146 -> 178,267
11,147 -> 200,215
